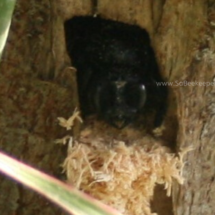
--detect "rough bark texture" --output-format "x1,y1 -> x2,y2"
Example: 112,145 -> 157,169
154,1 -> 215,215
0,1 -> 80,214
0,0 -> 214,215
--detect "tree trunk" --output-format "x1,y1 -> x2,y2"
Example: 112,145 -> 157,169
0,0 -> 214,215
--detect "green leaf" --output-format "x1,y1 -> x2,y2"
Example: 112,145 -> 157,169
0,151 -> 121,215
0,0 -> 16,59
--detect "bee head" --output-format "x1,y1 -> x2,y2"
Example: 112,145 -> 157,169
94,81 -> 146,128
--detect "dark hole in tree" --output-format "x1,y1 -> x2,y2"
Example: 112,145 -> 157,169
64,16 -> 169,131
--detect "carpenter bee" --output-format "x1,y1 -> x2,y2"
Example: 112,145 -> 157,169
64,16 -> 167,129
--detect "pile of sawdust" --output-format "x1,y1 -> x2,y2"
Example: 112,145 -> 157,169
58,111 -> 189,215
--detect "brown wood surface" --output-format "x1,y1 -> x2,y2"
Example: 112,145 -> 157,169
0,0 -> 214,214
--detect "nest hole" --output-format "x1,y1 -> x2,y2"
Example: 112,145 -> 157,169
64,15 -> 178,147
63,15 -> 178,215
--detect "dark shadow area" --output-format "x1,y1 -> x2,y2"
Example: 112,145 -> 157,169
151,185 -> 173,215
64,16 -> 168,131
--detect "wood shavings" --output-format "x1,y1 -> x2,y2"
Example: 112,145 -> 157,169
62,128 -> 189,215
59,116 -> 190,215
152,125 -> 165,137
57,108 -> 83,130
55,135 -> 73,145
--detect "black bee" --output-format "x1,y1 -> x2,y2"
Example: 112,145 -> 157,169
64,16 -> 167,129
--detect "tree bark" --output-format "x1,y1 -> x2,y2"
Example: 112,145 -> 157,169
154,1 -> 215,215
0,0 -> 214,215
0,0 -> 80,214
